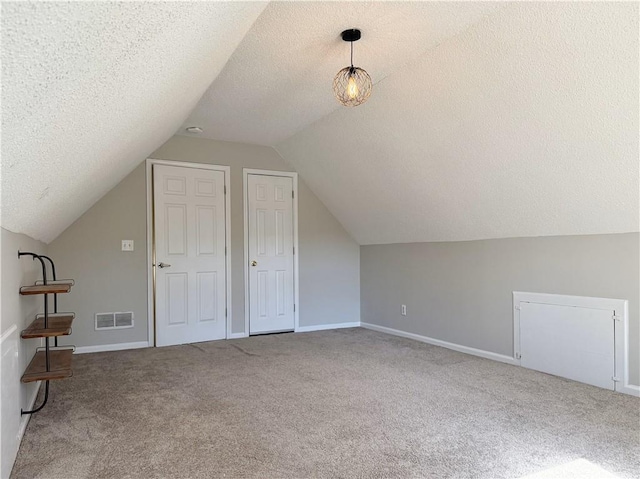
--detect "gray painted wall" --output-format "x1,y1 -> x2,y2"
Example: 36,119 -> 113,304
49,164 -> 148,347
49,136 -> 360,346
1,228 -> 48,476
361,233 -> 640,386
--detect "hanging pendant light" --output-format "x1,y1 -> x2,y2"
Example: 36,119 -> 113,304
333,29 -> 372,107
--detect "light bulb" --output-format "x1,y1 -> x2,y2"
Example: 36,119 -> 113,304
347,75 -> 359,99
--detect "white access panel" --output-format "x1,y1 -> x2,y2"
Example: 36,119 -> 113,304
519,302 -> 615,390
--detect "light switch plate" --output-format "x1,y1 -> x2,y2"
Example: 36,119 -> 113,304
122,240 -> 134,252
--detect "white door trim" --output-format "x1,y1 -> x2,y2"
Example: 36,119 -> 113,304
243,169 -> 299,336
146,158 -> 232,346
513,291 -> 636,396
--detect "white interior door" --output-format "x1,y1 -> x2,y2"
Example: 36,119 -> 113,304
519,302 -> 615,390
247,174 -> 295,334
154,164 -> 227,346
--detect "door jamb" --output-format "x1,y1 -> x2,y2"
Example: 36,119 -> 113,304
243,169 -> 299,337
146,158 -> 232,346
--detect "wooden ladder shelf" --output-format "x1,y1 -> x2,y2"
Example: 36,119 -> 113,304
18,252 -> 75,415
21,313 -> 75,339
21,350 -> 73,383
20,284 -> 71,295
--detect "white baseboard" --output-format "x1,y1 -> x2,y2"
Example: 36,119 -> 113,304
228,332 -> 249,339
619,384 -> 640,397
74,341 -> 149,354
360,322 -> 519,366
296,322 -> 361,333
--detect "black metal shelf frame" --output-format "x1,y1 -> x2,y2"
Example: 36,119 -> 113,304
18,251 -> 74,415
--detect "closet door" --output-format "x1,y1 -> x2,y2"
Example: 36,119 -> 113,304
247,174 -> 295,334
154,164 -> 227,346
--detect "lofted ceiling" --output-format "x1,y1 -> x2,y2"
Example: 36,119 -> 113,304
2,2 -> 638,245
179,1 -> 502,145
276,1 -> 639,243
1,1 -> 268,243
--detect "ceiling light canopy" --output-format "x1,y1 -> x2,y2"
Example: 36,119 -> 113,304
333,29 -> 372,107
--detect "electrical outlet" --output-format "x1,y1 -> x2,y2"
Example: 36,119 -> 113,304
121,240 -> 134,252
401,304 -> 407,316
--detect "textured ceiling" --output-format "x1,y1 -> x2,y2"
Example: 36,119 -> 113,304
1,1 -> 267,243
276,2 -> 639,244
180,1 -> 501,145
2,2 -> 637,246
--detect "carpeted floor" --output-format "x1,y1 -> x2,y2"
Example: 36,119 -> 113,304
11,328 -> 640,478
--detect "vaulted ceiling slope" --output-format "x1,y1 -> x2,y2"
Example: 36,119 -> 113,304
276,2 -> 639,244
1,1 -> 267,243
180,1 -> 502,145
3,2 -> 638,246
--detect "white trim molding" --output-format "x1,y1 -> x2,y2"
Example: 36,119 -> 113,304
513,291 -> 637,397
19,382 -> 41,441
296,322 -> 361,333
0,324 -> 18,343
620,384 -> 640,397
74,341 -> 150,355
146,158 -> 233,345
1,325 -> 41,479
243,169 -> 299,336
228,332 -> 250,340
360,322 -> 519,366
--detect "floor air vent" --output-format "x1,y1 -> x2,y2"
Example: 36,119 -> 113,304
95,312 -> 134,330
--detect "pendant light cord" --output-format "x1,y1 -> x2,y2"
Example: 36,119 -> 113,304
350,41 -> 354,68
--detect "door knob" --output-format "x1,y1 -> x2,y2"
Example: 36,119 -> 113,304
251,260 -> 258,267
157,262 -> 171,269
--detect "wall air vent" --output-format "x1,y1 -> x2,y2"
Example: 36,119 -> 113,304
95,312 -> 134,330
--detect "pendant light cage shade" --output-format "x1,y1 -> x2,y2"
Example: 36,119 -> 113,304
333,66 -> 372,107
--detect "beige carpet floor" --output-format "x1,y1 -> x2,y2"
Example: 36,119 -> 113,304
11,328 -> 640,478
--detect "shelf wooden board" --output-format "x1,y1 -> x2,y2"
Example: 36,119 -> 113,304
35,279 -> 75,287
21,314 -> 74,339
19,284 -> 71,295
21,349 -> 73,383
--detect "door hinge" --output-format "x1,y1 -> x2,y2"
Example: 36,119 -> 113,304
293,246 -> 295,255
515,352 -> 521,360
612,314 -> 621,322
292,190 -> 294,199
225,246 -> 227,256
225,308 -> 228,318
612,376 -> 620,382
224,185 -> 227,195
293,304 -> 296,312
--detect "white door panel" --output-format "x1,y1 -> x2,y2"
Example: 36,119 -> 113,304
154,164 -> 227,346
248,174 -> 295,334
519,302 -> 614,390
